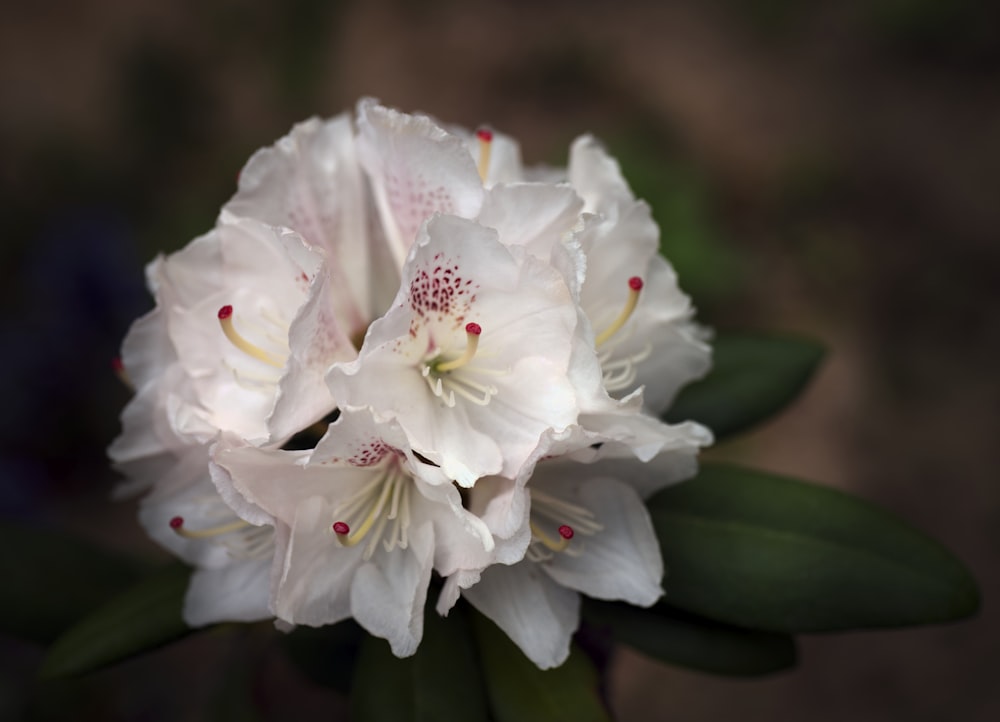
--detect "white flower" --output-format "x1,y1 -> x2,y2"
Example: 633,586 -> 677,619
568,136 -> 711,413
137,450 -> 273,626
109,99 -> 716,666
327,210 -> 590,487
224,113 -> 384,341
110,214 -> 354,624
129,213 -> 350,446
439,435 -> 706,669
210,410 -> 493,657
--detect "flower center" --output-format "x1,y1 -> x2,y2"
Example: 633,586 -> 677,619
331,460 -> 413,560
526,488 -> 603,562
422,322 -> 500,407
476,128 -> 493,182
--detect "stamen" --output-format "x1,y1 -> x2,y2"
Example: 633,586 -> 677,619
111,356 -> 133,390
217,305 -> 283,368
530,521 -> 573,553
169,515 -> 251,539
330,464 -> 413,559
435,323 -> 482,373
476,128 -> 493,182
332,472 -> 395,548
594,277 -> 643,348
600,342 -> 653,391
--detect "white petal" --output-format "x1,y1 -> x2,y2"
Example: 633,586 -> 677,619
183,560 -> 272,626
568,135 -> 635,214
225,115 -> 374,334
271,497 -> 360,627
467,475 -> 532,554
117,306 -> 175,391
414,479 -> 495,574
436,569 -> 481,616
137,453 -> 275,571
476,183 -> 583,263
463,562 -> 579,669
351,521 -> 435,658
357,98 -> 484,267
538,415 -> 711,498
211,438 -> 367,526
539,476 -> 663,606
267,269 -> 354,443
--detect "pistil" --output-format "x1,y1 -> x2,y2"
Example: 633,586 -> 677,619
435,323 -> 482,372
169,515 -> 251,539
218,305 -> 284,367
594,277 -> 643,348
527,488 -> 604,562
331,463 -> 412,559
530,521 -> 575,553
112,356 -> 133,390
476,129 -> 493,182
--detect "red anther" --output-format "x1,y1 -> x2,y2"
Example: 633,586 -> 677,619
332,521 -> 350,535
169,516 -> 184,530
558,524 -> 575,540
628,276 -> 644,291
218,305 -> 234,320
111,356 -> 124,373
465,322 -> 482,336
476,128 -> 493,142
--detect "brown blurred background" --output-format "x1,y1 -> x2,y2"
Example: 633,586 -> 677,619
1,0 -> 998,719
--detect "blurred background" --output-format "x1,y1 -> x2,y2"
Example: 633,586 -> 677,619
1,0 -> 998,719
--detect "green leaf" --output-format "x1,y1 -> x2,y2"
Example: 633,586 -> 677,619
582,599 -> 796,676
0,522 -> 146,644
40,563 -> 194,678
471,608 -> 611,722
664,333 -> 825,439
351,602 -> 488,722
648,464 -> 980,632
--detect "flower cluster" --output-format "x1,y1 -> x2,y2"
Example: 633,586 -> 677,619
110,99 -> 713,669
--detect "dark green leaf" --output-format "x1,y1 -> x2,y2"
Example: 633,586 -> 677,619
39,563 -> 194,678
351,602 -> 488,722
281,619 -> 364,694
648,464 -> 980,632
664,333 -> 825,439
0,522 -> 146,644
471,608 -> 611,722
582,599 -> 796,676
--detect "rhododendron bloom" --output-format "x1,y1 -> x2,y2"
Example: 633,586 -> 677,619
328,212 -> 590,487
110,214 -> 356,624
440,443 -> 706,669
568,136 -> 711,412
109,98 -> 715,669
224,113 -> 384,340
139,458 -> 273,626
211,411 -> 493,656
